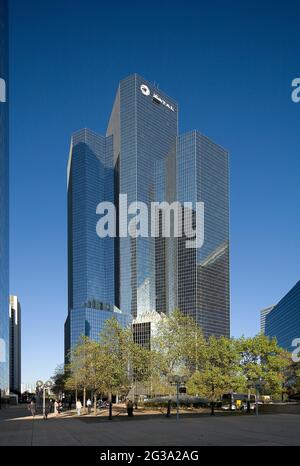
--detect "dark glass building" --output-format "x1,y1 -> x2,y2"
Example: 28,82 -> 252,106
9,296 -> 21,394
265,281 -> 300,352
65,129 -> 130,361
0,0 -> 9,395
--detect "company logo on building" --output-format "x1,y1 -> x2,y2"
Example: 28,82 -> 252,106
0,78 -> 6,103
140,83 -> 175,112
140,84 -> 150,96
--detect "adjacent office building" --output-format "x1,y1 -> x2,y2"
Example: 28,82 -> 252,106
265,281 -> 300,352
65,74 -> 230,356
9,296 -> 21,394
260,305 -> 275,335
65,129 -> 130,361
0,0 -> 9,395
174,131 -> 230,338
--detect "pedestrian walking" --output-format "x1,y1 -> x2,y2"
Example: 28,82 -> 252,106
76,399 -> 82,416
54,400 -> 59,416
166,399 -> 172,418
29,400 -> 36,418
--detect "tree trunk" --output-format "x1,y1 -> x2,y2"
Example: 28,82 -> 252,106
211,384 -> 215,416
108,392 -> 112,419
94,393 -> 97,416
83,388 -> 86,414
247,389 -> 251,413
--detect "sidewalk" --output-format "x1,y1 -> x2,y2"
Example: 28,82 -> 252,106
1,405 -> 300,446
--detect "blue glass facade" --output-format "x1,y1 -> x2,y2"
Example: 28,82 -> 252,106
65,129 -> 130,360
260,305 -> 275,334
66,307 -> 130,356
175,132 -> 230,338
265,281 -> 300,352
0,0 -> 9,394
65,74 -> 230,356
107,74 -> 178,318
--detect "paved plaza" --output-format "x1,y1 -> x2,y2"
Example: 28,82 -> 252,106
0,406 -> 300,446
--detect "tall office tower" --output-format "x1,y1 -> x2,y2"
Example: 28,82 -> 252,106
65,129 -> 130,361
260,305 -> 275,334
0,0 -> 9,395
65,74 -> 231,355
265,281 -> 300,352
107,75 -> 178,319
9,296 -> 21,394
171,131 -> 230,338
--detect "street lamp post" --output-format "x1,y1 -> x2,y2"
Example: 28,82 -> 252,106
168,375 -> 188,421
36,380 -> 53,419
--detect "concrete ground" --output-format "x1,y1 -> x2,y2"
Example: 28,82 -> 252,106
1,405 -> 300,446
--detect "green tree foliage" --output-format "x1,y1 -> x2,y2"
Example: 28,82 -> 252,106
237,334 -> 290,397
66,318 -> 152,415
152,309 -> 206,379
57,311 -> 297,415
187,336 -> 243,414
51,364 -> 69,399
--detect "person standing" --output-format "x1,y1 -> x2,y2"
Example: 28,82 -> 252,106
126,399 -> 134,417
54,400 -> 59,416
48,399 -> 53,414
76,399 -> 82,416
87,398 -> 92,414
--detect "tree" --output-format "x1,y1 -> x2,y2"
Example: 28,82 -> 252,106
99,317 -> 152,402
284,361 -> 300,399
51,364 -> 69,399
65,337 -> 99,412
187,336 -> 243,414
152,309 -> 206,383
237,334 -> 290,399
66,318 -> 152,415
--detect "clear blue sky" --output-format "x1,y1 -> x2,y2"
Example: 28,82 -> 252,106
9,0 -> 300,384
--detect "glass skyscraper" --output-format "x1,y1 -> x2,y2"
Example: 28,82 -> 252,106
65,74 -> 230,355
260,305 -> 275,334
107,75 -> 178,319
174,131 -> 230,338
0,0 -> 9,395
65,129 -> 130,361
265,281 -> 300,352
